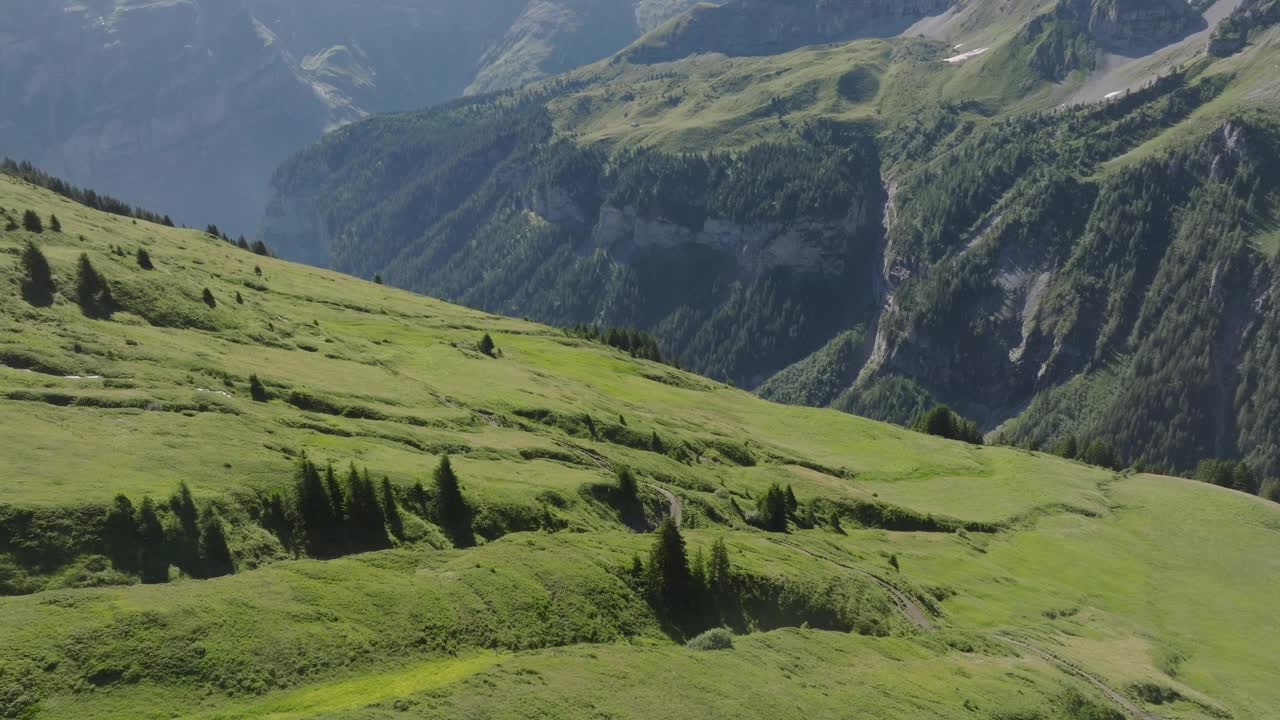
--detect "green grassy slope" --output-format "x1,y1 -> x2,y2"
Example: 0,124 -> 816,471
3,175 -> 1279,719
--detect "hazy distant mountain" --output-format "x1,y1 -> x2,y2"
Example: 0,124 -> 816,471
0,0 -> 697,235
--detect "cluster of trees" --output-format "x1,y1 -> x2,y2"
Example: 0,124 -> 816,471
101,484 -> 234,583
754,482 -> 798,532
1192,459 -> 1260,495
630,518 -> 735,634
1049,436 -> 1121,470
17,242 -> 115,317
206,225 -> 271,257
910,406 -> 983,445
1,158 -> 174,226
266,454 -> 473,557
6,209 -> 60,234
565,324 -> 664,363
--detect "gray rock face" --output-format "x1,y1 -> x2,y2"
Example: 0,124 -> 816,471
1083,0 -> 1204,51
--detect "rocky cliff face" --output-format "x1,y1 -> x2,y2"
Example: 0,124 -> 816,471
0,0 -> 693,235
1082,0 -> 1204,51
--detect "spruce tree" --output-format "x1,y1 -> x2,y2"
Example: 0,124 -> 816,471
22,210 -> 43,233
102,494 -> 139,574
49,214 -> 61,233
409,481 -> 429,515
295,458 -> 338,556
432,455 -> 474,547
647,517 -> 691,617
708,537 -> 731,597
325,464 -> 345,521
136,497 -> 169,583
248,374 -> 269,402
616,466 -> 639,503
251,240 -> 270,256
381,476 -> 404,539
784,485 -> 798,513
758,483 -> 788,533
75,254 -> 112,318
19,241 -> 55,307
199,508 -> 235,578
136,248 -> 153,270
373,274 -> 383,285
650,431 -> 664,453
202,288 -> 216,308
346,467 -> 389,552
478,333 -> 496,357
169,482 -> 200,574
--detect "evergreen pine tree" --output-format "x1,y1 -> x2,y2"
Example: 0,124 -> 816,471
758,483 -> 788,532
102,494 -> 139,574
49,214 -> 61,232
616,466 -> 639,503
202,288 -> 216,308
650,431 -> 664,453
251,240 -> 270,256
346,467 -> 389,552
784,485 -> 798,513
708,537 -> 731,597
136,248 -> 153,270
76,253 -> 112,318
647,517 -> 691,618
22,210 -> 43,233
295,458 -> 338,556
198,508 -> 235,578
19,241 -> 55,307
136,497 -> 169,583
381,476 -> 404,539
373,274 -> 383,285
432,455 -> 474,547
248,374 -> 269,402
409,481 -> 429,515
325,464 -> 345,521
478,333 -> 496,357
169,482 -> 200,574
236,236 -> 251,250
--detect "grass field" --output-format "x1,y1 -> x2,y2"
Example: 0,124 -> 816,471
2,175 -> 1279,719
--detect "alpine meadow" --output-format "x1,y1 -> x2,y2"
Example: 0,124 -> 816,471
3,0 -> 1280,719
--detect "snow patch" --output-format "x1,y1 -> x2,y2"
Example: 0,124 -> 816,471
1104,90 -> 1123,100
64,375 -> 102,380
943,47 -> 988,63
196,387 -> 234,398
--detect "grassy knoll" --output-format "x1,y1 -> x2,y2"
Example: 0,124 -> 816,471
2,175 -> 1279,719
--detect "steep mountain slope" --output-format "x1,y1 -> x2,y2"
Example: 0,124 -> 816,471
261,0 -> 1280,479
4,170 -> 1280,720
0,0 -> 697,236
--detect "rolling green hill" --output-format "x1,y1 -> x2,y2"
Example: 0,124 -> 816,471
4,171 -> 1280,719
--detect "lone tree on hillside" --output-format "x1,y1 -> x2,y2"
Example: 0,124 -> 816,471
478,333 -> 496,357
48,214 -> 61,233
432,455 -> 474,547
248,374 -> 269,402
19,241 -> 55,307
202,288 -> 216,308
136,248 -> 153,270
75,253 -> 114,318
22,210 -> 43,233
647,517 -> 691,618
616,466 -> 639,504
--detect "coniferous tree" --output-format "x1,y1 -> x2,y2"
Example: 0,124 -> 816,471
137,497 -> 169,583
236,236 -> 250,250
647,517 -> 691,618
616,466 -> 639,503
432,455 -> 474,547
48,214 -> 61,232
758,483 -> 789,533
202,288 -> 217,308
650,431 -> 664,453
102,494 -> 139,573
373,274 -> 383,285
325,464 -> 345,522
381,476 -> 404,539
19,241 -> 55,307
169,482 -> 200,574
136,248 -> 153,270
76,253 -> 113,318
251,240 -> 270,256
784,485 -> 799,513
199,508 -> 235,578
22,210 -> 43,233
235,291 -> 244,304
478,333 -> 496,357
295,458 -> 338,556
708,537 -> 731,598
346,467 -> 389,552
249,374 -> 269,402
409,481 -> 429,515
